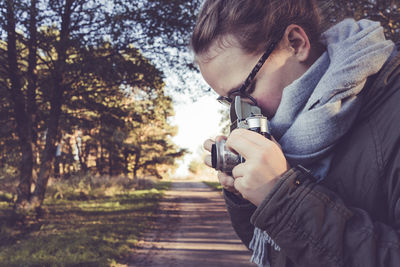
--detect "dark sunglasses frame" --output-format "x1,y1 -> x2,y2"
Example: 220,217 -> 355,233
217,41 -> 277,106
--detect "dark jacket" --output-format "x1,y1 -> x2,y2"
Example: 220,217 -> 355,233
224,46 -> 400,267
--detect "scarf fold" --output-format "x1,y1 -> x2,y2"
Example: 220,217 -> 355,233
250,18 -> 395,266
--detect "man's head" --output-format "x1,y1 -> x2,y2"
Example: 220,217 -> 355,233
191,0 -> 326,117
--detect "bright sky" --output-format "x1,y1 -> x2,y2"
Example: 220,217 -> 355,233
160,60 -> 226,177
170,93 -> 224,177
153,48 -> 226,177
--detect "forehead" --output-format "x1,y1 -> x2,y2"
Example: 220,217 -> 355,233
197,38 -> 260,96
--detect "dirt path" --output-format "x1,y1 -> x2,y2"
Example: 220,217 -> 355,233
129,180 -> 254,267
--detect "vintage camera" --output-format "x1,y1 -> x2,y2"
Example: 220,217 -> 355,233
211,96 -> 271,173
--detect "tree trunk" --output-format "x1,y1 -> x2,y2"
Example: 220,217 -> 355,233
109,153 -> 113,177
6,0 -> 34,209
30,0 -> 73,209
27,0 -> 38,147
133,150 -> 141,180
76,136 -> 88,172
99,140 -> 104,175
124,151 -> 129,176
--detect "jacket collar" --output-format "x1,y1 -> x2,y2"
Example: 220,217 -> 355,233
359,45 -> 400,121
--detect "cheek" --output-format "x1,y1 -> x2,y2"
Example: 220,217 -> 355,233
254,85 -> 283,118
253,68 -> 287,117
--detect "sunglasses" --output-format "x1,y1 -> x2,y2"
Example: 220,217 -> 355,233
216,42 -> 277,107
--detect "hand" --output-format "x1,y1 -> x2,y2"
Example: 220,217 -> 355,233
204,137 -> 240,194
226,128 -> 289,206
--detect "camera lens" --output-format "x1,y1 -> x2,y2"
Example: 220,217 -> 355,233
211,144 -> 217,169
211,139 -> 242,173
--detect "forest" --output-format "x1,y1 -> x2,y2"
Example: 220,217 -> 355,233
0,0 -> 202,213
0,1 -> 398,265
1,0 -> 399,213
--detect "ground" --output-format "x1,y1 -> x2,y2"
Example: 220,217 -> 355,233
129,179 -> 254,267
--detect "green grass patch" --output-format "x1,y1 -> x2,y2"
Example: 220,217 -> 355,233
0,178 -> 171,267
203,181 -> 223,191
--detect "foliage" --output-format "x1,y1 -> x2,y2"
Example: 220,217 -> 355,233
46,174 -> 135,200
188,159 -> 204,175
203,181 -> 223,191
218,107 -> 231,136
0,0 -> 397,211
0,0 -> 189,209
187,145 -> 218,180
0,178 -> 170,266
321,0 -> 400,42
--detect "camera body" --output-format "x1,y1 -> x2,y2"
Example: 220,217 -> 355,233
211,96 -> 271,173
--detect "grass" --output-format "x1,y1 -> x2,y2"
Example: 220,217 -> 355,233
0,176 -> 170,267
203,181 -> 223,191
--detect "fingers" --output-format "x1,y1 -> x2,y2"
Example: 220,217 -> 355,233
233,177 -> 244,195
218,171 -> 234,187
203,139 -> 214,152
218,171 -> 238,193
232,163 -> 246,178
226,129 -> 273,159
236,128 -> 269,146
203,136 -> 227,152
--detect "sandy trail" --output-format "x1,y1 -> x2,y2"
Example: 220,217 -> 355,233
129,180 -> 253,267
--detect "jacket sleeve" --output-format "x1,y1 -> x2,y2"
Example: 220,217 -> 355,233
223,189 -> 257,249
251,165 -> 400,267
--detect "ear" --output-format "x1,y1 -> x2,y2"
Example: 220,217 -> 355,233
282,24 -> 311,62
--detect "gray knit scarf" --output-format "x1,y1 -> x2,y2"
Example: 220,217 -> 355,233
249,19 -> 395,267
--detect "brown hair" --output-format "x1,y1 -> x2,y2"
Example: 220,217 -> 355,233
191,0 -> 327,56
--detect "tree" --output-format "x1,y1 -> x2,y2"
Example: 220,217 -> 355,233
321,0 -> 399,42
127,93 -> 186,179
1,0 -> 398,215
0,0 -> 197,213
3,0 -> 35,207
